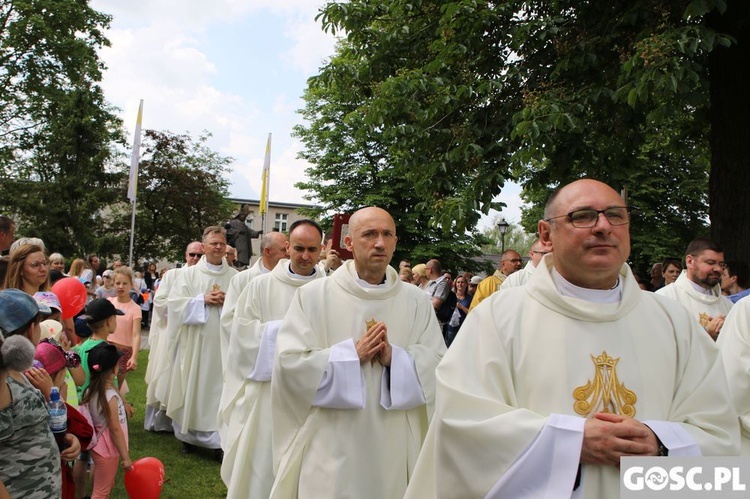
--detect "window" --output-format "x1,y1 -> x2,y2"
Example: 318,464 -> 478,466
274,213 -> 288,232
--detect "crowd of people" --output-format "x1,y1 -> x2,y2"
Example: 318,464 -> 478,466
2,178 -> 750,498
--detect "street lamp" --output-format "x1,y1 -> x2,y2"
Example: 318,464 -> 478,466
497,217 -> 510,254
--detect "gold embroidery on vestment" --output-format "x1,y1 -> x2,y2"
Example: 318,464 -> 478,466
573,351 -> 637,417
699,312 -> 711,329
366,318 -> 378,330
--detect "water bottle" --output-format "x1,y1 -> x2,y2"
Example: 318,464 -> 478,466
48,386 -> 68,450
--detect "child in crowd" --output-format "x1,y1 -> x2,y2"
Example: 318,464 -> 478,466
0,288 -> 81,497
34,340 -> 93,499
108,267 -> 141,390
80,343 -> 132,499
73,298 -> 124,497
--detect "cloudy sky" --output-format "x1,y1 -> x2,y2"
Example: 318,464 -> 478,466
90,0 -> 524,229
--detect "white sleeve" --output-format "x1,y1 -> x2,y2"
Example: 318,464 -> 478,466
182,294 -> 208,325
485,414 -> 584,499
380,345 -> 426,410
246,320 -> 283,382
643,420 -> 701,456
312,339 -> 365,409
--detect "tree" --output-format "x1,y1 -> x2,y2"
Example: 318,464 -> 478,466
0,0 -> 124,257
308,0 -> 745,271
108,129 -> 235,264
0,0 -> 112,164
294,41 -> 486,273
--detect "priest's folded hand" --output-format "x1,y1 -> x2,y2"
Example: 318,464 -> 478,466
357,321 -> 386,364
581,413 -> 657,467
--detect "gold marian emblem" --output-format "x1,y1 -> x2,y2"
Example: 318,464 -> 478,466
573,351 -> 637,417
699,312 -> 711,329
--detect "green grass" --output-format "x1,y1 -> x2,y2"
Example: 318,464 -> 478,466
105,350 -> 227,498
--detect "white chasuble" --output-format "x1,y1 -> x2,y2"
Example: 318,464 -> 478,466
218,260 -> 321,499
718,296 -> 750,454
144,266 -> 182,431
656,271 -> 733,331
165,257 -> 236,441
405,259 -> 739,499
219,258 -> 266,377
270,260 -> 446,499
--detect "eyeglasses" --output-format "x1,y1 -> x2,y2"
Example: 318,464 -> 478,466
188,253 -> 204,258
544,206 -> 634,228
699,259 -> 727,270
502,258 -> 522,263
26,260 -> 49,269
530,251 -> 550,256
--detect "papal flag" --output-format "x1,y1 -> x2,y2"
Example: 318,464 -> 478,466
259,132 -> 271,216
127,100 -> 144,203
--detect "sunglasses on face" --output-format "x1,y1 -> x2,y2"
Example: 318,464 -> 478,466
188,253 -> 203,258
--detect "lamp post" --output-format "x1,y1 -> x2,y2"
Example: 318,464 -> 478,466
497,217 -> 510,254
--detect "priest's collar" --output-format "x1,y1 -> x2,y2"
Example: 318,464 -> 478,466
205,261 -> 223,272
354,271 -> 387,289
286,261 -> 318,280
687,277 -> 714,296
551,268 -> 622,303
259,260 -> 270,274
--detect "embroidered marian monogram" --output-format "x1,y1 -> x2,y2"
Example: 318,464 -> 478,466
573,351 -> 637,417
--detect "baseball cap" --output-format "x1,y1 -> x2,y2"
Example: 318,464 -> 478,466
87,342 -> 123,374
0,288 -> 51,337
34,291 -> 62,313
74,316 -> 93,338
34,341 -> 67,376
40,319 -> 64,342
102,269 -> 114,278
83,298 -> 124,323
470,276 -> 482,285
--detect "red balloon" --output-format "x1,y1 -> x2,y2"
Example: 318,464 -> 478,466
50,277 -> 87,320
125,457 -> 165,499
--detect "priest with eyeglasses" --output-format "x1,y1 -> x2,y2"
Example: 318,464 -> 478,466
405,179 -> 739,498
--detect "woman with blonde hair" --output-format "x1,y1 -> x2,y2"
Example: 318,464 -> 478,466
3,244 -> 50,295
68,258 -> 86,278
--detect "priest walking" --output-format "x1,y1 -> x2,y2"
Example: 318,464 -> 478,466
405,179 -> 739,498
270,207 -> 446,499
165,226 -> 237,461
219,220 -> 324,498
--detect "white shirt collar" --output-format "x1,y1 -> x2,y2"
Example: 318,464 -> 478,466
551,268 -> 622,303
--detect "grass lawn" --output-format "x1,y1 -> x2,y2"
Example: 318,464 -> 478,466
106,350 -> 227,498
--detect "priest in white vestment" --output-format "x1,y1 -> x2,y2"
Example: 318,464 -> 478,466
405,179 -> 739,499
219,221 -> 323,498
500,238 -> 550,289
145,241 -> 201,432
270,207 -> 446,499
717,295 -> 750,454
219,231 -> 289,376
165,227 -> 237,456
655,238 -> 732,340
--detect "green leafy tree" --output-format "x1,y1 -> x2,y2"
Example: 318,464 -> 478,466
108,129 -> 235,264
0,1 -> 124,257
294,42 -> 486,273
308,0 -> 747,272
0,0 -> 112,163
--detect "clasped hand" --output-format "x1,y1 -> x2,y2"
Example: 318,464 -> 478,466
356,321 -> 392,367
204,290 -> 225,306
581,412 -> 660,467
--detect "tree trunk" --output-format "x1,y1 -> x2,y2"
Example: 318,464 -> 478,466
708,0 -> 750,261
